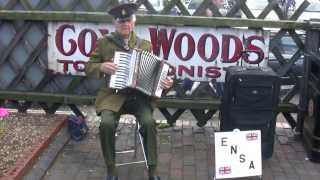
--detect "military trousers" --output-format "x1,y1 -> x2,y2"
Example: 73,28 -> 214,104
99,91 -> 157,168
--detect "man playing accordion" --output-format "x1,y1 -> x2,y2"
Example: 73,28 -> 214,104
85,2 -> 173,180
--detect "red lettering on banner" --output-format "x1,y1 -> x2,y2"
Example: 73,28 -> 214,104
242,35 -> 264,64
52,24 -> 268,79
78,29 -> 98,57
149,28 -> 176,59
198,34 -> 219,62
178,65 -> 195,77
197,66 -> 203,78
174,33 -> 195,61
57,59 -> 86,73
205,66 -> 221,78
221,35 -> 243,63
57,59 -> 73,73
147,28 -> 266,68
174,65 -> 222,79
55,24 -> 77,56
55,24 -> 110,57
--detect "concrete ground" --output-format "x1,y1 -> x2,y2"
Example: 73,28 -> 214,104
41,107 -> 320,180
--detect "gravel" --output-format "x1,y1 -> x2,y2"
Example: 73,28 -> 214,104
0,112 -> 63,177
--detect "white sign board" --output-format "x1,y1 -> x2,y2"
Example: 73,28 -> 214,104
48,22 -> 270,82
214,130 -> 262,179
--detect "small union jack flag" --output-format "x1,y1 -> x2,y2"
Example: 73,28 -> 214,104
219,166 -> 231,175
246,132 -> 258,141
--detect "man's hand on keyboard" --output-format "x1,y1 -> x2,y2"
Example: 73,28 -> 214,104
100,61 -> 117,75
160,76 -> 174,90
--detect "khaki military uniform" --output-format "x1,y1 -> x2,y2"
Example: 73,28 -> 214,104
85,31 -> 153,113
85,31 -> 158,175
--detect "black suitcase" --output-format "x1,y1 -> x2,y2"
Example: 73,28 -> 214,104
220,66 -> 280,159
302,59 -> 320,162
303,94 -> 320,162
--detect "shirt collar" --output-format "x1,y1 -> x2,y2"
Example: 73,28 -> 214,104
111,31 -> 137,50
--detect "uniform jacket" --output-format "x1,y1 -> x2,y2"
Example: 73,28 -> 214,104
85,31 -> 152,113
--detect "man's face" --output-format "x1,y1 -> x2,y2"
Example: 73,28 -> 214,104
114,16 -> 135,38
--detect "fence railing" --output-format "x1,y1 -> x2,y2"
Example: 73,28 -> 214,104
0,0 -> 318,130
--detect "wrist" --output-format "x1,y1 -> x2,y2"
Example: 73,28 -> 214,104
99,64 -> 105,73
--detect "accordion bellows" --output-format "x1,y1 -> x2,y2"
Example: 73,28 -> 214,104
109,49 -> 170,97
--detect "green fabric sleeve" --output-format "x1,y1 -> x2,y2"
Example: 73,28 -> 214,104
85,39 -> 104,79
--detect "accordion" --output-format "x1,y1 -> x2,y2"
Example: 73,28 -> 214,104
109,49 -> 171,97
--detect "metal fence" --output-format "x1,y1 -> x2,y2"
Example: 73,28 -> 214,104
0,0 -> 318,130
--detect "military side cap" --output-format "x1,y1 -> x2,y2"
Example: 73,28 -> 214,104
108,3 -> 138,20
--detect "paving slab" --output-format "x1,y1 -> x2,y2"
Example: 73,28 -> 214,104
39,108 -> 320,180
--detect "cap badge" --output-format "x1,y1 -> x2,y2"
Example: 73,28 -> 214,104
121,9 -> 126,16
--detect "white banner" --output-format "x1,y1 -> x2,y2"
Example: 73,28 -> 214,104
214,130 -> 262,179
48,22 -> 269,82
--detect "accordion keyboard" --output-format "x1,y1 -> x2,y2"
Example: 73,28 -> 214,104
109,49 -> 170,97
109,51 -> 134,89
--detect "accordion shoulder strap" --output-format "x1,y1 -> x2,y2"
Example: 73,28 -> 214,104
106,34 -> 128,51
135,36 -> 142,49
107,33 -> 142,51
